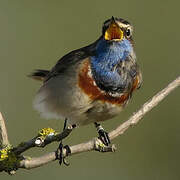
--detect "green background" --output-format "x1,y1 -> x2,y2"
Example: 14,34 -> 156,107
0,0 -> 180,179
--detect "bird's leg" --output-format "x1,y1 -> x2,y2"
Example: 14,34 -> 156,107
94,122 -> 111,146
56,118 -> 75,166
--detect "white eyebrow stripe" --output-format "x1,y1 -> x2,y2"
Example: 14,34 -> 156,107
116,22 -> 131,29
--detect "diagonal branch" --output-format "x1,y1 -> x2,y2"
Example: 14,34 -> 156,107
18,76 -> 180,170
109,75 -> 180,139
0,112 -> 9,148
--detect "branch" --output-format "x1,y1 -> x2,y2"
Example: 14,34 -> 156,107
0,76 -> 180,173
0,112 -> 9,148
18,76 -> 180,170
109,75 -> 180,139
13,127 -> 73,155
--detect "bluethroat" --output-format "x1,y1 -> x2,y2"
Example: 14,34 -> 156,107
30,16 -> 142,165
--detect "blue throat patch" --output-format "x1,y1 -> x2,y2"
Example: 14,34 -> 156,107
90,38 -> 133,92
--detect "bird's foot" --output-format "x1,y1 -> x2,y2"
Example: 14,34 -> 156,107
56,141 -> 71,166
95,123 -> 111,146
98,129 -> 111,146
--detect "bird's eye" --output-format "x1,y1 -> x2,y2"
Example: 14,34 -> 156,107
126,28 -> 131,37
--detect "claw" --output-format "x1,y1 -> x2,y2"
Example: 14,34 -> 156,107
95,122 -> 111,146
55,118 -> 73,166
98,129 -> 111,146
56,142 -> 71,166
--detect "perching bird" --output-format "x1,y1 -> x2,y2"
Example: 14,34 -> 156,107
30,16 -> 142,165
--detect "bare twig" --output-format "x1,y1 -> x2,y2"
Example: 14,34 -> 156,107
109,75 -> 180,139
0,112 -> 9,148
17,76 -> 180,170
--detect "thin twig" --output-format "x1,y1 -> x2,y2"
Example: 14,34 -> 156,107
0,112 -> 9,148
17,76 -> 180,170
13,127 -> 73,155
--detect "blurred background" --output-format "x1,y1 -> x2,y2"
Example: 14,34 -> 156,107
0,0 -> 179,179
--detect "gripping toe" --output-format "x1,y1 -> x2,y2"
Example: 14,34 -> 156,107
56,142 -> 71,166
98,129 -> 111,146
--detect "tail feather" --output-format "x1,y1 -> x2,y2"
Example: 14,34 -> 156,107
28,69 -> 50,81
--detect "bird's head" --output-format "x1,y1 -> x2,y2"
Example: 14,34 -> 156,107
102,16 -> 133,42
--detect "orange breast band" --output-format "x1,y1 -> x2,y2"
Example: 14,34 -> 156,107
78,59 -> 139,105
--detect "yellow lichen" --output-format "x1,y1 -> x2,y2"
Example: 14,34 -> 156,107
0,146 -> 11,161
38,127 -> 56,137
94,138 -> 106,152
0,145 -> 19,173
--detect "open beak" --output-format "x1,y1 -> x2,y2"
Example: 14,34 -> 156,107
104,19 -> 124,41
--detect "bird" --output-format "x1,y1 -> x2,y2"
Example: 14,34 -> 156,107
29,16 -> 142,165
